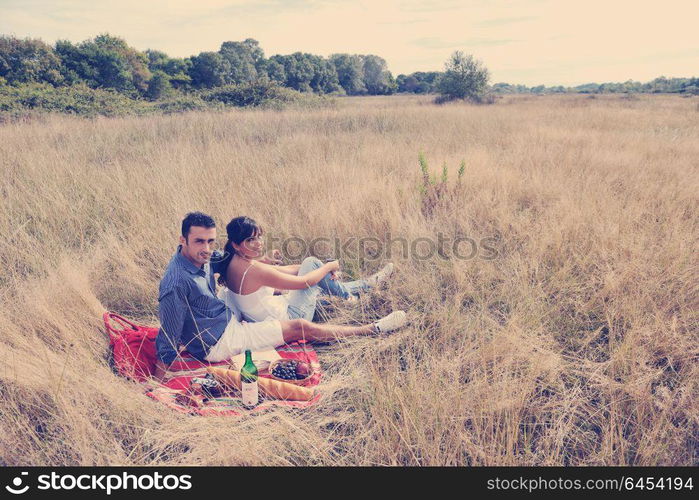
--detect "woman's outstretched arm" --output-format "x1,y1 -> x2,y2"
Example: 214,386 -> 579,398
273,264 -> 301,275
253,260 -> 339,291
257,249 -> 300,275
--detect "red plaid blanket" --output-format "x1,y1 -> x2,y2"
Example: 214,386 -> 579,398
104,312 -> 322,416
146,343 -> 322,415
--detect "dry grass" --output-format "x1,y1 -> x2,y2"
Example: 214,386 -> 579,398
0,94 -> 697,466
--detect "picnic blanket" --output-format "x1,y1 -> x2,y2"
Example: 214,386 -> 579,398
104,312 -> 322,416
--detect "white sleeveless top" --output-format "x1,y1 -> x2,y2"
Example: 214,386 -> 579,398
225,261 -> 289,322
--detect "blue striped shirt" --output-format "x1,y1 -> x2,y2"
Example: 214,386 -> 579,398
156,246 -> 231,365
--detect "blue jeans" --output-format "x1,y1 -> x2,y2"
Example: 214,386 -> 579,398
286,256 -> 369,320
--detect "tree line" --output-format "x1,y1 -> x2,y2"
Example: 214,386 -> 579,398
398,72 -> 698,95
0,34 -> 398,100
1,32 -> 696,111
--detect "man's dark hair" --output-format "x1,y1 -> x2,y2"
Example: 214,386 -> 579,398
181,212 -> 216,240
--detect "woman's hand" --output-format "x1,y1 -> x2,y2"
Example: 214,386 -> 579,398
326,260 -> 340,280
260,249 -> 283,265
271,249 -> 283,263
256,259 -> 341,290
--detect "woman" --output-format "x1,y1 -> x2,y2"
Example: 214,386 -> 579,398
217,216 -> 398,325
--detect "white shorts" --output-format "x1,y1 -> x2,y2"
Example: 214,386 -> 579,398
205,317 -> 284,362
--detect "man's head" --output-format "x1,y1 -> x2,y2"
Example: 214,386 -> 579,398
179,212 -> 216,268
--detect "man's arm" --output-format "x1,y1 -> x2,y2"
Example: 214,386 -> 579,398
154,285 -> 188,381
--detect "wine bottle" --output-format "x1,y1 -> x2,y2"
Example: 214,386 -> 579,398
240,349 -> 259,409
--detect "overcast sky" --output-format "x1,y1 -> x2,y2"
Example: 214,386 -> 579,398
1,0 -> 696,86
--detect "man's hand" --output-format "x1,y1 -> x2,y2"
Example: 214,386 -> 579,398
152,360 -> 169,383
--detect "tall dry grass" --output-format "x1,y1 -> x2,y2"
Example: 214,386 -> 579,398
0,94 -> 697,465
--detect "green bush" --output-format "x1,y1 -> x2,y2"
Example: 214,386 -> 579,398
154,95 -> 215,114
436,51 -> 490,104
199,81 -> 308,108
0,83 -> 148,119
145,71 -> 173,101
0,80 -> 329,122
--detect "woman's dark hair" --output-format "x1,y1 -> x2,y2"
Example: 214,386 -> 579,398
217,216 -> 262,286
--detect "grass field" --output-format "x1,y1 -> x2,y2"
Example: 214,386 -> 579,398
0,94 -> 697,465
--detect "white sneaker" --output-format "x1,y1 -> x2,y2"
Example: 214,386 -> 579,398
366,263 -> 394,287
374,310 -> 407,333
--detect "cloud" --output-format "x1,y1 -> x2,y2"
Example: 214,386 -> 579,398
206,0 -> 348,16
1,0 -> 696,85
478,16 -> 537,27
411,36 -> 517,49
162,0 -> 353,30
1,0 -> 348,32
166,1 -> 313,27
397,0 -> 468,13
377,18 -> 428,26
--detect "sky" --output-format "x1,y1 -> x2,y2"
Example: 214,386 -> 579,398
1,0 -> 697,86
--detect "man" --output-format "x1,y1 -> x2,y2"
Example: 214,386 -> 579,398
153,212 -> 406,381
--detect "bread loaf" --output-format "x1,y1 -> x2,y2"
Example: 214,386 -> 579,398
207,367 -> 315,402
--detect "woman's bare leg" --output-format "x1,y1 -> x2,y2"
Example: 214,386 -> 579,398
279,318 -> 375,344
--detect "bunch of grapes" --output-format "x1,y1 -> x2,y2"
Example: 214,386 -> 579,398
272,360 -> 307,380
